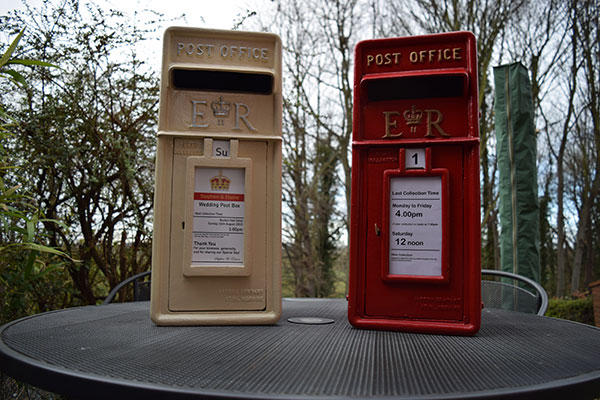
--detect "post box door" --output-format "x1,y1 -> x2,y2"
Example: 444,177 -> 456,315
362,146 -> 464,321
168,138 -> 268,311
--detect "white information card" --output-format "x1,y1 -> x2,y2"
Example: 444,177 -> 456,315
192,167 -> 245,266
389,176 -> 442,276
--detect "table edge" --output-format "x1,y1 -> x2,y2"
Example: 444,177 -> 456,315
1,304 -> 599,399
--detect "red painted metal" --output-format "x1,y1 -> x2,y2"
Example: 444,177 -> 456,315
348,31 -> 481,335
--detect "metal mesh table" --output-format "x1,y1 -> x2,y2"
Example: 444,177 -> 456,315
1,298 -> 599,399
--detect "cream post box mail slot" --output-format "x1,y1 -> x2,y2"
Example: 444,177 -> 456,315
150,27 -> 282,325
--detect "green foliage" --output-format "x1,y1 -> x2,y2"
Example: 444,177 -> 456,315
0,28 -> 74,324
2,0 -> 161,305
0,372 -> 60,400
282,245 -> 347,298
0,28 -> 56,83
546,296 -> 595,326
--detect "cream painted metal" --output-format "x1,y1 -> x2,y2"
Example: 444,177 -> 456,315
151,27 -> 282,325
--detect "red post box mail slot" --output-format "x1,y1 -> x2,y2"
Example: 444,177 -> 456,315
348,31 -> 481,335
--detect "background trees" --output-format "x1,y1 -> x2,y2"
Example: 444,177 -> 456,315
256,0 -> 599,298
0,27 -> 75,323
1,0 -> 160,308
262,0 -> 361,296
1,0 -> 598,306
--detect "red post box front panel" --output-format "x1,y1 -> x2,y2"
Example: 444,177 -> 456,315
348,32 -> 481,335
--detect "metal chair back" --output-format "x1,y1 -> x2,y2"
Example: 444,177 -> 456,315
103,271 -> 151,304
481,269 -> 548,316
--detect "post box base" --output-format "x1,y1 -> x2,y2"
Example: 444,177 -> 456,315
348,314 -> 480,336
151,310 -> 281,326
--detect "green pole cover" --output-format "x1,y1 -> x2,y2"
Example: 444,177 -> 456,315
493,62 -> 540,283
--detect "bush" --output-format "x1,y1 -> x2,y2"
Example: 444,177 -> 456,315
546,296 -> 594,325
0,28 -> 74,325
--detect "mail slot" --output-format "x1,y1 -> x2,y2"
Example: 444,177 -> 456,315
151,27 -> 282,325
348,31 -> 481,335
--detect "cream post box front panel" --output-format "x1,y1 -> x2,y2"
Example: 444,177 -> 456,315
151,27 -> 282,325
160,29 -> 280,136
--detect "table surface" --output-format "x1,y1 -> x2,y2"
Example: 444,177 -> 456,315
1,299 -> 599,399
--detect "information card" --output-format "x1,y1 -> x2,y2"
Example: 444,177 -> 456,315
389,176 -> 442,276
192,167 -> 245,265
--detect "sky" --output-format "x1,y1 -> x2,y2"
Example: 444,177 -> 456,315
0,0 -> 257,28
1,0 -> 268,70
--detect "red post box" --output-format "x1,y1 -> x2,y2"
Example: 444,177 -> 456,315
348,31 -> 481,335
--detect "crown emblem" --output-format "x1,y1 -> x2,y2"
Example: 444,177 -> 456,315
210,170 -> 231,191
211,97 -> 232,125
403,106 -> 423,133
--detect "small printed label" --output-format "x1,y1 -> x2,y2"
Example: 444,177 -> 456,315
192,167 -> 245,265
219,288 -> 265,303
389,176 -> 442,276
212,140 -> 230,158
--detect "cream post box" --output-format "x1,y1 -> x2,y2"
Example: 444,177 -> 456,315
150,27 -> 282,325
